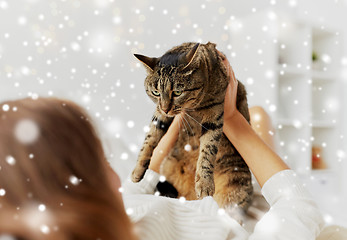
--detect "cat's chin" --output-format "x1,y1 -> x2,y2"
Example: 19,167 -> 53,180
162,113 -> 176,117
157,107 -> 174,116
159,110 -> 178,117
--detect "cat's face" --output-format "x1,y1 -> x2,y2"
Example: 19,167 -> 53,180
144,65 -> 205,116
135,43 -> 206,116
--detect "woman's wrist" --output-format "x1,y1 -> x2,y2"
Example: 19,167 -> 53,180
149,147 -> 165,173
223,110 -> 248,139
148,116 -> 181,173
223,109 -> 289,187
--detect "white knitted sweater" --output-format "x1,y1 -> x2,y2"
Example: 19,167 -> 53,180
122,169 -> 324,240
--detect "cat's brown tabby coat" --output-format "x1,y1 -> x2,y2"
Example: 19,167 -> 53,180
132,42 -> 253,211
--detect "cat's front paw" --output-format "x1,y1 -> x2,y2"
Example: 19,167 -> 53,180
131,166 -> 146,183
195,174 -> 215,199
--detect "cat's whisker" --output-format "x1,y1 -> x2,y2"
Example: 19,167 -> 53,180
184,112 -> 208,131
181,114 -> 193,133
179,115 -> 193,148
179,114 -> 190,144
177,115 -> 184,139
178,115 -> 186,132
181,114 -> 199,146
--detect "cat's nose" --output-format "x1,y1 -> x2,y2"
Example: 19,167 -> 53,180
162,108 -> 170,114
160,101 -> 172,114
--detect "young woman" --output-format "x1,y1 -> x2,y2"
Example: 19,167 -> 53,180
0,56 -> 324,239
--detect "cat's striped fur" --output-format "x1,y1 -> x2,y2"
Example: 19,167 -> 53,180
132,42 -> 253,210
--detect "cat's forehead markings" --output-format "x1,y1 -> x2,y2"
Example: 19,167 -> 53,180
157,65 -> 177,78
157,77 -> 173,90
158,77 -> 163,89
168,66 -> 176,76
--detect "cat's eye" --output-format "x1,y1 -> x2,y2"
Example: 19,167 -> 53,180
152,90 -> 160,96
173,90 -> 183,96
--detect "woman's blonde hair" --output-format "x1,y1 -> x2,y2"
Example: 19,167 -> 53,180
0,97 -> 136,240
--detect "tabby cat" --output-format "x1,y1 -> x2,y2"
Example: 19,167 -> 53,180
132,42 -> 253,211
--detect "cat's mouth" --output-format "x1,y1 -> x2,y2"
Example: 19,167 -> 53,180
160,110 -> 177,117
159,107 -> 181,117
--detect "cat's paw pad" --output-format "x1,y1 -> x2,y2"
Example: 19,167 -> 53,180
195,174 -> 215,199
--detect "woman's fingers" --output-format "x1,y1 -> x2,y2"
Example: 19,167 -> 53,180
217,50 -> 238,119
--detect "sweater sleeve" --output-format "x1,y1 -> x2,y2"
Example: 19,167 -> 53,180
122,169 -> 160,195
249,170 -> 325,240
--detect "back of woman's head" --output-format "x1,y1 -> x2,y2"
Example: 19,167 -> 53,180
0,97 -> 135,240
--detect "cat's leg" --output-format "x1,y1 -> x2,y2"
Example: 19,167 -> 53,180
195,119 -> 224,198
131,112 -> 173,182
213,144 -> 253,211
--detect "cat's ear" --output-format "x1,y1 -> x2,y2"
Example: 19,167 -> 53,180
206,41 -> 217,49
134,54 -> 158,72
181,43 -> 200,69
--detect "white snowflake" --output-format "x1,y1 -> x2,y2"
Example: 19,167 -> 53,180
6,156 -> 16,165
184,144 -> 192,152
38,204 -> 46,212
40,225 -> 50,234
0,188 -> 6,196
69,175 -> 80,186
2,104 -> 9,111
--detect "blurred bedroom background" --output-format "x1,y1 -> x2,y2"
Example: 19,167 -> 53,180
1,0 -> 346,228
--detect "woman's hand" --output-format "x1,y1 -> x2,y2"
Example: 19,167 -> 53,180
219,52 -> 289,187
149,116 -> 181,173
219,52 -> 239,121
